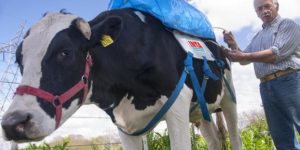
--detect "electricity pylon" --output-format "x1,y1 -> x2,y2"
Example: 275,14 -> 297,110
0,24 -> 25,116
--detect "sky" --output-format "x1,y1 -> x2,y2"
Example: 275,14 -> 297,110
0,0 -> 109,43
0,0 -> 300,146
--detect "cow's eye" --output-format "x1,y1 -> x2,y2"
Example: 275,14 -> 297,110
57,49 -> 70,61
60,51 -> 69,57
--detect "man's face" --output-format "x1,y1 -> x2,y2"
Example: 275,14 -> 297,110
254,0 -> 278,24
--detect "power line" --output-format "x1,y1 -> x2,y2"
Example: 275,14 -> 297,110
0,23 -> 24,113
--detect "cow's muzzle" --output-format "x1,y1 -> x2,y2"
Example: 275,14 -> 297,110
1,111 -> 32,141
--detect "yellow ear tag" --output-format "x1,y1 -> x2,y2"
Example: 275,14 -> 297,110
100,34 -> 114,47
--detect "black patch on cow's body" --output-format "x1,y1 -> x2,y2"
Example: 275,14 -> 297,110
89,9 -> 185,112
86,8 -> 229,121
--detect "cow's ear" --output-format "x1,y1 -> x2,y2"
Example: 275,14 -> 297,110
102,16 -> 123,38
75,18 -> 91,40
91,16 -> 123,47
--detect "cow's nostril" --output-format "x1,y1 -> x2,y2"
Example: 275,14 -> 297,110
1,111 -> 32,141
16,124 -> 25,133
15,114 -> 31,133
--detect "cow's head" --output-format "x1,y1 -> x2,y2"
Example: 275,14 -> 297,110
1,12 -> 92,142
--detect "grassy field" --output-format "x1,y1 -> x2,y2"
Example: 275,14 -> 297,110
23,114 -> 299,150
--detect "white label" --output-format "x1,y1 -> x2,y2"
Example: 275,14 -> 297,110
173,31 -> 215,61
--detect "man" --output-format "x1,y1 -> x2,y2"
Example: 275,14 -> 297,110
223,0 -> 300,149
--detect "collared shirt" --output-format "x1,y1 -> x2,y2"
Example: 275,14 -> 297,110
245,16 -> 300,79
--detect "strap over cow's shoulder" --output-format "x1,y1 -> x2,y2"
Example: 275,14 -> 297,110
173,31 -> 215,61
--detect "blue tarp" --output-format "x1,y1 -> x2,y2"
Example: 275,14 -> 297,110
108,0 -> 215,39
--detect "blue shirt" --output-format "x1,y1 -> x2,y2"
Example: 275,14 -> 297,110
245,16 -> 300,78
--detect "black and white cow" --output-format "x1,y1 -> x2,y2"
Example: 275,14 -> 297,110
1,9 -> 242,150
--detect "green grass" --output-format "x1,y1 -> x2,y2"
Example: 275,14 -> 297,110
24,139 -> 68,150
146,130 -> 171,150
23,116 -> 299,150
146,117 -> 288,150
239,117 -> 274,150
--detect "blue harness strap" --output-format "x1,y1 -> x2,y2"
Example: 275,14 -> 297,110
202,57 -> 219,80
190,56 -> 220,113
216,60 -> 237,103
185,53 -> 211,121
222,76 -> 237,103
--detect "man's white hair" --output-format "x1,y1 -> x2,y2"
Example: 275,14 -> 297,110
254,0 -> 278,4
273,0 -> 278,4
272,0 -> 279,9
254,0 -> 279,7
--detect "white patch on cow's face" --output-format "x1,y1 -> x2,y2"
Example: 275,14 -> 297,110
134,11 -> 146,23
2,13 -> 80,141
21,13 -> 77,87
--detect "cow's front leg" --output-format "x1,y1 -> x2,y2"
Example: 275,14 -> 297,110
165,84 -> 193,150
196,118 -> 222,150
118,130 -> 143,150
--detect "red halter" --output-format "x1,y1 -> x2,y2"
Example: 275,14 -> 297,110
15,53 -> 93,128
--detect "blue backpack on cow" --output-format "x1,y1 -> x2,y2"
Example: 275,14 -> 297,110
108,0 -> 215,39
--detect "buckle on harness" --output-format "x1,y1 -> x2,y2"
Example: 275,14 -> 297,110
52,96 -> 60,107
82,75 -> 88,84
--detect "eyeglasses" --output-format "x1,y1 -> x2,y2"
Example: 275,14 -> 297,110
255,3 -> 274,12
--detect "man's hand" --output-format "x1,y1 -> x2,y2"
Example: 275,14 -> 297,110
220,45 -> 245,62
220,46 -> 230,56
227,50 -> 248,62
223,31 -> 238,49
221,46 -> 251,65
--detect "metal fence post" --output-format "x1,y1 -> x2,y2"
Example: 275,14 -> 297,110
142,135 -> 148,150
191,124 -> 198,150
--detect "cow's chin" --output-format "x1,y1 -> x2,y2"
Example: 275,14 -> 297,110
25,125 -> 54,143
